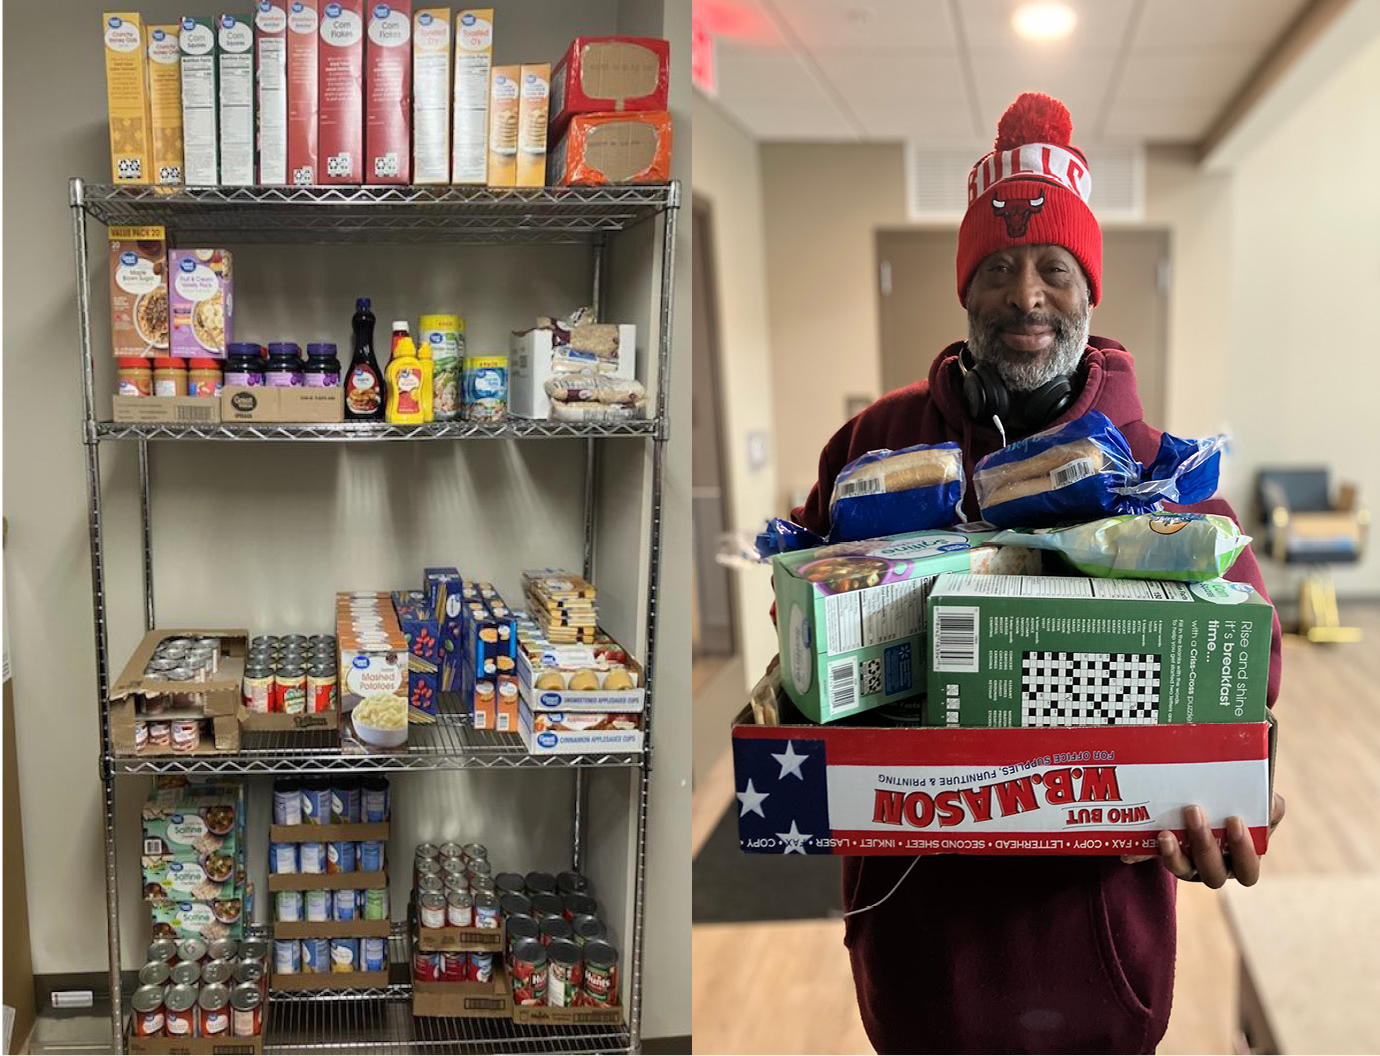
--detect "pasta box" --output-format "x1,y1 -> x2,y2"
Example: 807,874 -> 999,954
423,566 -> 465,691
548,36 -> 669,132
392,589 -> 440,719
926,575 -> 1273,728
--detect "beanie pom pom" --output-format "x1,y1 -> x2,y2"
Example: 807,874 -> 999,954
994,92 -> 1073,151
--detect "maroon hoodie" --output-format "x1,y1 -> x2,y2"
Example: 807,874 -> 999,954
790,338 -> 1283,1055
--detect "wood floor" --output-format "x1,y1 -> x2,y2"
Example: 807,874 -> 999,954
692,606 -> 1380,1055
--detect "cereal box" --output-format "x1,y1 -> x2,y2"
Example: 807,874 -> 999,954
255,0 -> 289,184
287,0 -> 320,184
365,0 -> 412,184
549,36 -> 669,133
179,17 -> 220,186
217,15 -> 256,186
320,0 -> 365,183
169,250 -> 234,358
109,226 -> 169,357
485,64 -> 518,187
412,8 -> 451,184
102,13 -> 153,184
145,24 -> 184,185
451,9 -> 492,184
515,63 -> 549,188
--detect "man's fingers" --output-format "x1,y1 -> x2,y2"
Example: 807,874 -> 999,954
1226,816 -> 1261,887
1185,805 -> 1230,888
1121,855 -> 1156,865
1156,830 -> 1195,879
1269,792 -> 1286,832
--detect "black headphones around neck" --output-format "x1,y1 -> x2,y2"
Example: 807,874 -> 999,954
958,343 -> 1080,434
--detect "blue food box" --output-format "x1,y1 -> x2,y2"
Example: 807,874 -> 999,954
392,590 -> 441,718
423,567 -> 464,691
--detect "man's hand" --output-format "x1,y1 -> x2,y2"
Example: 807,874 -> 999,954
1120,793 -> 1286,888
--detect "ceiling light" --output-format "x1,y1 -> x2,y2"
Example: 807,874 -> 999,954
1012,2 -> 1077,42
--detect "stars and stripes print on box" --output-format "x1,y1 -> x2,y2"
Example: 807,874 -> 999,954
731,719 -> 1272,857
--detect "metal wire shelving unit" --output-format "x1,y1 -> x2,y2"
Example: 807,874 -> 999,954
70,176 -> 679,1054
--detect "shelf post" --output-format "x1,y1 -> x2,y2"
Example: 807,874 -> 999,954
138,439 -> 154,629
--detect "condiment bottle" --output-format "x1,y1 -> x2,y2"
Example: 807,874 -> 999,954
345,298 -> 385,420
391,320 -> 410,356
153,358 -> 188,397
265,342 -> 303,387
304,343 -> 341,387
417,342 -> 435,423
385,334 -> 426,424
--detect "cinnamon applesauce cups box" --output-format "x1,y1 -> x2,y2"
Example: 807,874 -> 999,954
320,0 -> 365,183
102,13 -> 153,183
451,8 -> 492,184
169,250 -> 234,358
109,226 -> 169,357
287,0 -> 320,184
365,0 -> 412,183
411,7 -> 451,184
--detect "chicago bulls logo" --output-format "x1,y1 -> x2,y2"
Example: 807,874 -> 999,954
992,195 -> 1044,237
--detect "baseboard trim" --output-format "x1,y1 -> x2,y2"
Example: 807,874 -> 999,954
642,1035 -> 692,1054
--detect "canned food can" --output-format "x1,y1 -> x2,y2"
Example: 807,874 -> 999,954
334,888 -> 357,921
330,938 -> 359,973
416,841 -> 440,862
274,890 -> 302,923
230,981 -> 262,1037
251,635 -> 277,651
500,892 -> 532,920
277,666 -> 307,714
416,874 -> 444,897
270,842 -> 298,874
240,938 -> 269,965
170,719 -> 201,753
199,982 -> 230,1037
412,951 -> 440,982
283,634 -> 309,649
470,951 -> 495,983
272,780 -> 303,824
327,840 -> 356,874
443,873 -> 470,897
164,983 -> 198,1036
564,893 -> 599,921
363,887 -> 390,921
506,913 -> 540,956
525,871 -> 557,896
234,957 -> 265,986
539,916 -> 573,946
301,782 -> 331,824
358,840 -> 384,872
304,889 -> 330,923
131,984 -> 165,1036
470,875 -> 497,897
446,890 -> 473,927
138,960 -> 170,988
419,892 -> 447,929
176,938 -> 207,964
362,778 -> 390,822
438,841 -> 464,861
208,938 -> 239,962
466,858 -> 493,882
274,939 -> 301,975
309,634 -> 335,648
571,914 -> 605,947
556,871 -> 591,897
439,950 -> 467,982
362,936 -> 388,972
463,842 -> 488,863
582,940 -> 618,1005
331,784 -> 361,824
147,720 -> 171,747
308,665 -> 338,713
202,958 -> 233,985
511,937 -> 548,1006
148,938 -> 179,965
531,892 -> 564,920
474,891 -> 500,930
415,856 -> 442,881
299,842 -> 326,874
547,940 -> 584,1008
495,871 -> 526,897
302,938 -> 329,973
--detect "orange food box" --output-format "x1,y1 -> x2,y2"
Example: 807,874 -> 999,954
549,110 -> 671,186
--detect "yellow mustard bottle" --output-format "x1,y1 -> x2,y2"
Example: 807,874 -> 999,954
417,342 -> 435,423
385,334 -> 426,424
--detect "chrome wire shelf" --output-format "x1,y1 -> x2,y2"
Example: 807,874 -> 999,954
108,694 -> 644,775
93,418 -> 659,443
75,181 -> 678,245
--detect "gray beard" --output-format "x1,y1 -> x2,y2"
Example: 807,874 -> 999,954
967,302 -> 1092,392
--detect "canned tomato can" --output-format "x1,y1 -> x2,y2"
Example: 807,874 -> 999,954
564,893 -> 599,921
327,840 -> 356,874
571,914 -> 605,947
556,871 -> 590,897
462,842 -> 488,863
470,951 -> 494,983
299,842 -> 326,874
301,781 -> 331,824
272,780 -> 302,824
334,888 -> 357,921
240,938 -> 269,966
511,938 -> 548,1006
439,950 -> 467,982
131,983 -> 165,1036
148,937 -> 178,965
438,841 -> 464,861
230,981 -> 262,1037
302,938 -> 329,973
419,892 -> 447,929
530,892 -> 563,920
198,982 -> 230,1036
547,940 -> 583,1008
208,938 -> 239,962
525,871 -> 557,896
176,938 -> 207,964
412,950 -> 440,982
362,936 -> 387,972
446,890 -> 473,927
495,871 -> 525,897
147,720 -> 171,747
363,887 -> 390,921
202,958 -> 233,986
330,938 -> 359,973
582,940 -> 618,1005
304,889 -> 330,923
164,982 -> 198,1036
270,842 -> 298,874
474,891 -> 500,929
362,777 -> 389,822
358,840 -> 384,872
331,783 -> 360,824
308,664 -> 338,713
274,939 -> 301,974
276,890 -> 304,923
277,666 -> 307,714
415,854 -> 441,879
234,957 -> 265,986
539,916 -> 573,946
138,960 -> 171,988
500,892 -> 531,920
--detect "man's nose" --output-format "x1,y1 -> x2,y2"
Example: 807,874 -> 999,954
1007,263 -> 1045,314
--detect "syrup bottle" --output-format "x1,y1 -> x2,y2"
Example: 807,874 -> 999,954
344,298 -> 385,421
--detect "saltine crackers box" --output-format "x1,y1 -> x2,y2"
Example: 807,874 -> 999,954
451,9 -> 492,184
179,17 -> 220,186
102,13 -> 153,184
365,0 -> 412,184
515,63 -> 549,188
216,15 -> 256,186
255,0 -> 289,185
287,0 -> 320,184
411,8 -> 451,185
145,24 -> 184,185
926,574 -> 1273,728
319,0 -> 365,183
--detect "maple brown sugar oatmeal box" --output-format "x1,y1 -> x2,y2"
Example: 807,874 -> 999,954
110,227 -> 169,357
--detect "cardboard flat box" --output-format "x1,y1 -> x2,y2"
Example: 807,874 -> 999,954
365,0 -> 412,184
508,325 -> 635,419
113,396 -> 220,424
549,36 -> 669,132
519,701 -> 643,755
103,13 -> 153,183
450,9 -> 492,184
111,629 -> 246,709
269,821 -> 388,841
127,1006 -> 267,1054
411,8 -> 451,184
221,385 -> 343,422
549,110 -> 671,187
273,919 -> 391,939
511,1004 -> 623,1027
515,63 -> 549,188
267,870 -> 388,892
111,703 -> 240,756
412,969 -> 510,1019
927,575 -> 1273,728
273,970 -> 389,992
287,0 -> 319,184
179,17 -> 220,185
255,1 -> 289,184
319,0 -> 365,183
238,706 -> 335,732
415,924 -> 502,952
217,15 -> 256,185
145,24 -> 184,184
485,65 -> 518,187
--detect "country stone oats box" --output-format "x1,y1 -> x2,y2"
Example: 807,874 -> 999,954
450,8 -> 492,184
287,0 -> 320,184
549,36 -> 670,133
103,13 -> 153,184
319,0 -> 365,183
255,0 -> 289,184
411,7 -> 451,184
485,64 -> 519,187
145,24 -> 184,184
169,250 -> 234,358
109,226 -> 169,357
365,0 -> 412,184
516,63 -> 549,188
217,14 -> 256,185
179,16 -> 220,185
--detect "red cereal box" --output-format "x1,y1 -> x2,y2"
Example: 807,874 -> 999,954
287,0 -> 319,184
255,1 -> 289,185
365,0 -> 411,184
548,36 -> 669,133
318,0 -> 364,184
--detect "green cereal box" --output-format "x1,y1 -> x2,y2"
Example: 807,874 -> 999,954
926,574 -> 1273,727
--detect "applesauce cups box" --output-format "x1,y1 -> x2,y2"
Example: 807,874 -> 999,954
365,0 -> 412,184
515,63 -> 549,187
486,65 -> 519,187
217,14 -> 256,186
451,9 -> 493,184
412,7 -> 451,184
169,250 -> 234,358
287,0 -> 320,184
256,0 -> 289,184
320,0 -> 365,183
103,13 -> 153,183
145,24 -> 184,184
179,16 -> 220,185
109,226 -> 169,357
549,36 -> 670,133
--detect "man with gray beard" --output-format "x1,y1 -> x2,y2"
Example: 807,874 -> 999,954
783,93 -> 1285,1053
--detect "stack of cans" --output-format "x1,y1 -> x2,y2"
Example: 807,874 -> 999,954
508,869 -> 618,1008
411,841 -> 499,985
273,932 -> 389,977
242,634 -> 338,715
131,937 -> 267,1039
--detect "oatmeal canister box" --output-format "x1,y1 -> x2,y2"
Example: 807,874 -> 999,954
926,574 -> 1273,729
109,226 -> 169,357
102,13 -> 154,183
169,250 -> 234,358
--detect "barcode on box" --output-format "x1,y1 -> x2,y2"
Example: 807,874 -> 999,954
836,475 -> 884,499
143,839 -> 162,855
176,403 -> 215,422
932,606 -> 980,672
827,657 -> 859,716
1050,457 -> 1095,489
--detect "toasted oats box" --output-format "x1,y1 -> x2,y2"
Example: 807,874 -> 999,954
169,250 -> 234,358
145,24 -> 184,184
412,7 -> 451,184
451,9 -> 492,184
255,0 -> 289,184
287,0 -> 320,184
103,13 -> 153,184
365,0 -> 412,184
179,17 -> 220,185
217,14 -> 256,186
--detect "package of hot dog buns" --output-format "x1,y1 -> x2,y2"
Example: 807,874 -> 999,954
827,442 -> 966,543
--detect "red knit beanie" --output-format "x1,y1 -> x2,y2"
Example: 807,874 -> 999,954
956,92 -> 1102,307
